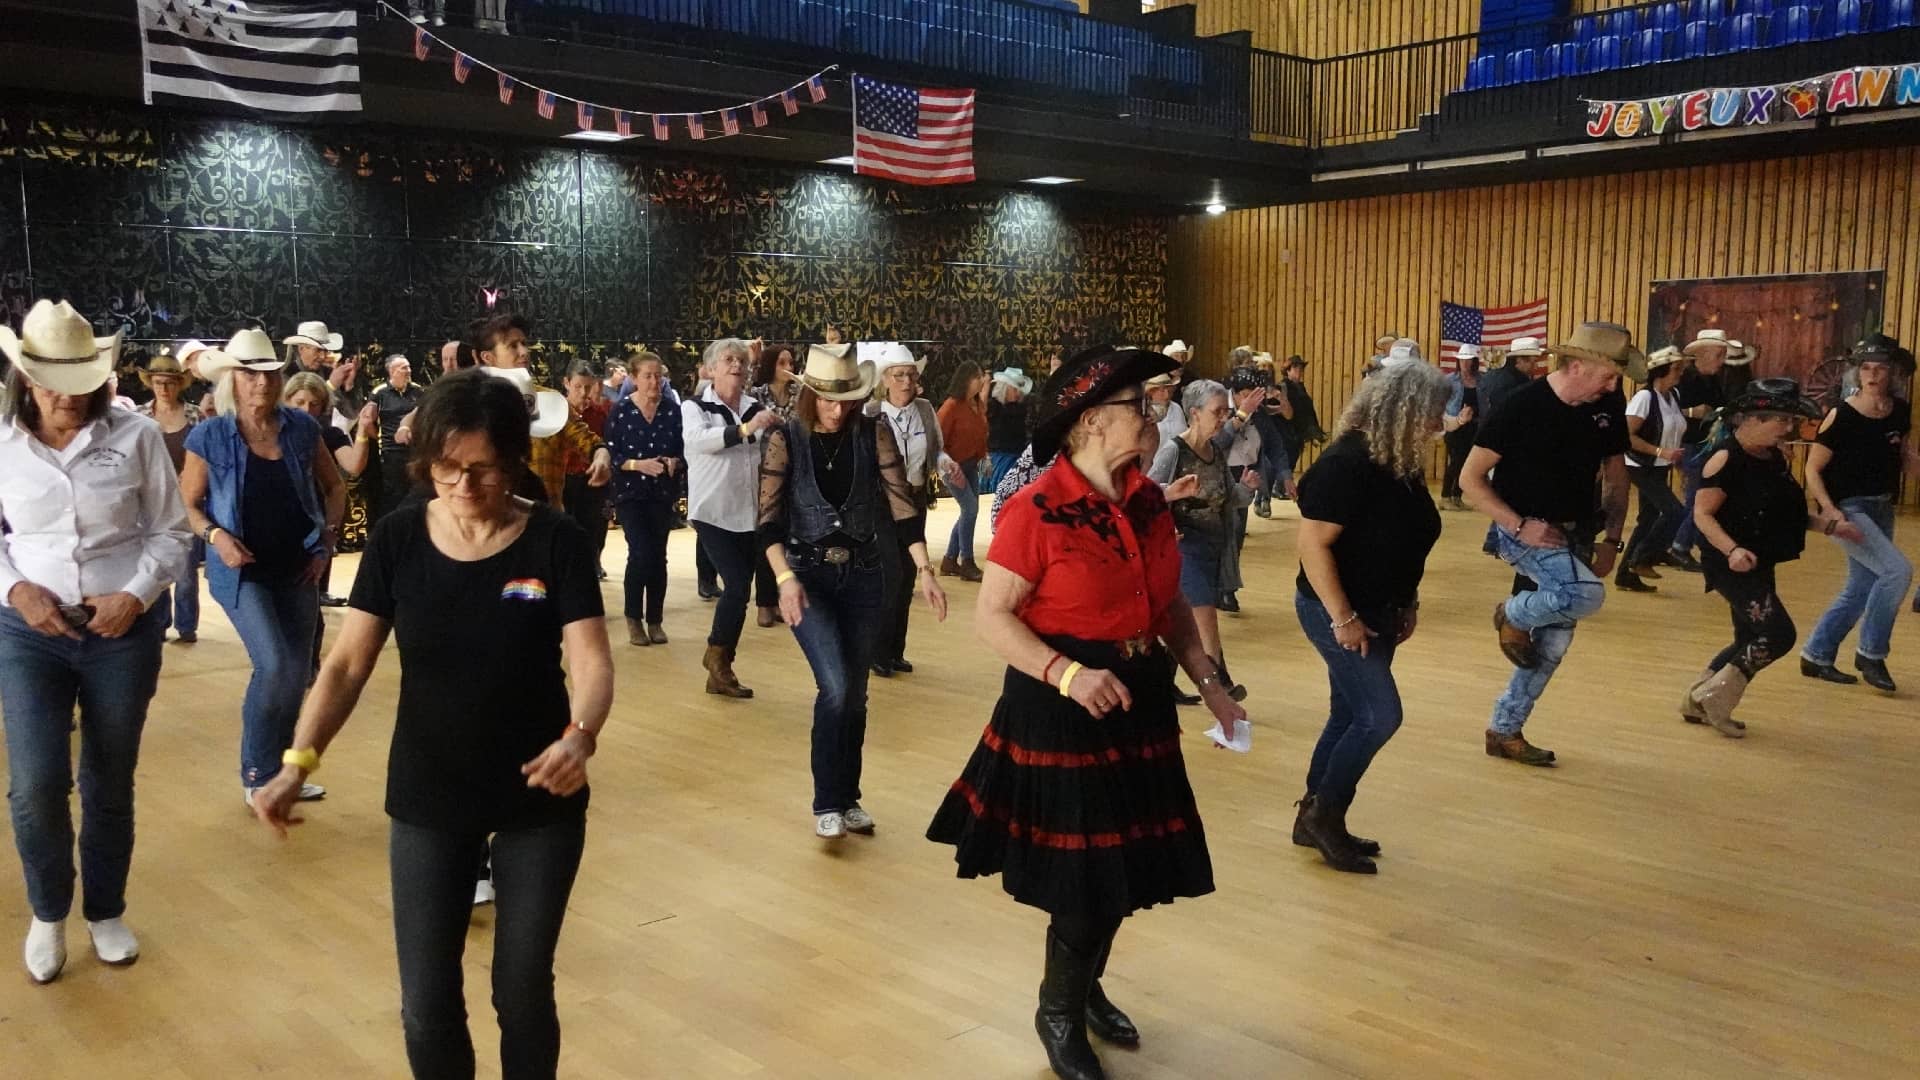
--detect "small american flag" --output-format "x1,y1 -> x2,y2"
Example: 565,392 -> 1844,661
576,101 -> 594,131
615,110 -> 632,137
721,108 -> 740,136
650,114 -> 669,140
779,89 -> 798,116
536,90 -> 556,120
853,75 -> 975,186
807,74 -> 827,102
1439,299 -> 1548,373
413,27 -> 429,61
452,52 -> 472,84
687,114 -> 705,140
498,73 -> 514,105
750,100 -> 768,127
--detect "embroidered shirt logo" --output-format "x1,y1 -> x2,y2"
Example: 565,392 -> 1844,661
500,578 -> 548,601
79,447 -> 129,469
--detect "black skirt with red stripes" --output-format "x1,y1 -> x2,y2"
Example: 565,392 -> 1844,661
925,637 -> 1215,920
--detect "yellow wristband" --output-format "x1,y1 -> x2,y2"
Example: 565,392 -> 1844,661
738,423 -> 752,439
1057,661 -> 1084,698
281,747 -> 320,773
775,570 -> 797,586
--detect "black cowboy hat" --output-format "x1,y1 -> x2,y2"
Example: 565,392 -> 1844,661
1031,345 -> 1177,466
1728,377 -> 1822,419
1849,333 -> 1917,375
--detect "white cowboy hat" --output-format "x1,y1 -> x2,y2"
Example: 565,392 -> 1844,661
1682,328 -> 1731,356
802,343 -> 877,401
1454,343 -> 1482,361
0,299 -> 122,395
858,341 -> 922,374
1725,340 -> 1756,366
283,320 -> 344,352
483,365 -> 570,438
1382,338 -> 1424,366
175,338 -> 211,366
1162,339 -> 1190,358
1506,336 -> 1545,357
1252,351 -> 1276,368
198,328 -> 287,383
1145,371 -> 1179,388
1645,345 -> 1683,372
990,366 -> 1034,395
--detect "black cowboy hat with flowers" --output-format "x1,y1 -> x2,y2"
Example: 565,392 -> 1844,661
1030,345 -> 1178,466
1728,377 -> 1823,419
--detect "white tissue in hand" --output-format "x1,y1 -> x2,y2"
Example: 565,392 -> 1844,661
1204,718 -> 1252,752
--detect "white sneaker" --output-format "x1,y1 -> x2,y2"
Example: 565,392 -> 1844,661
472,878 -> 495,906
408,13 -> 427,24
86,917 -> 140,965
430,15 -> 446,26
25,918 -> 65,984
297,783 -> 326,801
814,812 -> 846,840
842,807 -> 876,834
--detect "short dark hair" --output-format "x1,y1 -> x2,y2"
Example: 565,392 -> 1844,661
405,368 -> 533,488
7,369 -> 114,429
1283,354 -> 1306,371
564,361 -> 598,381
474,313 -> 531,354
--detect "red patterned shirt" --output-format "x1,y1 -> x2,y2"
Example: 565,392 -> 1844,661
986,454 -> 1181,642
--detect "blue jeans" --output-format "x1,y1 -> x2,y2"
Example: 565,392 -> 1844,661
0,598 -> 167,921
786,548 -> 885,814
1802,496 -> 1912,664
391,816 -> 584,1080
1489,528 -> 1604,735
220,579 -> 319,788
1669,445 -> 1709,556
946,460 -> 980,560
987,450 -> 1021,494
1295,591 -> 1403,807
170,538 -> 204,637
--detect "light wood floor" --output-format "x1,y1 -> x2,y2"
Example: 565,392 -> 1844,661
3,500 -> 1918,1079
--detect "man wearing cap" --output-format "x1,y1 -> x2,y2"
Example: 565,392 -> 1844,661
1665,329 -> 1735,570
1461,321 -> 1634,767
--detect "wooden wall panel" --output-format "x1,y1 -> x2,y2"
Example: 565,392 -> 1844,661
1168,148 -> 1920,504
1163,0 -> 1661,58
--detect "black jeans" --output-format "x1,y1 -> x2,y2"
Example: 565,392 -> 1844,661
1711,569 -> 1797,678
390,816 -> 586,1080
560,474 -> 607,568
693,522 -> 757,649
786,547 -> 886,813
378,447 -> 413,524
614,499 -> 674,624
695,532 -> 776,607
1442,425 -> 1478,500
1624,466 -> 1684,569
880,508 -> 927,663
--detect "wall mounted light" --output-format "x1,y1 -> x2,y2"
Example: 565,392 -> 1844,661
1205,202 -> 1227,215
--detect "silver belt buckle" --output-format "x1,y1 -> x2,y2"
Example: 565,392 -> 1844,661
823,547 -> 852,565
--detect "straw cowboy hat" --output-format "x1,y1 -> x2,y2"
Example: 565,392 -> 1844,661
1507,336 -> 1545,357
991,366 -> 1034,395
0,299 -> 124,395
139,351 -> 189,387
801,343 -> 876,401
1724,339 -> 1757,367
1644,345 -> 1683,374
1145,371 -> 1179,388
1682,328 -> 1732,356
482,365 -> 570,438
283,320 -> 344,352
1382,338 -> 1424,367
198,328 -> 287,383
1553,321 -> 1644,373
859,341 -> 922,374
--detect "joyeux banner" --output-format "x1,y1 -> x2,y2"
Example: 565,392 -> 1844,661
1582,62 -> 1920,139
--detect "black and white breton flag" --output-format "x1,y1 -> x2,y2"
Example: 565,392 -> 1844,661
138,0 -> 362,115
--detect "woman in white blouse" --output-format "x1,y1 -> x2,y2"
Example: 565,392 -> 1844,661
0,300 -> 191,983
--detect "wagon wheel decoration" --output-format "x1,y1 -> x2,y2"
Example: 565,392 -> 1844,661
1803,356 -> 1850,413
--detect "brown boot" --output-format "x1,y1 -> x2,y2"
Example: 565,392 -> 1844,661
626,618 -> 650,646
703,645 -> 754,699
724,646 -> 754,698
1688,666 -> 1748,738
1484,729 -> 1556,766
1493,602 -> 1539,669
756,605 -> 780,628
939,555 -> 962,578
958,558 -> 985,583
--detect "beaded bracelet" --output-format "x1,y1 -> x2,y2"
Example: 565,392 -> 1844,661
1330,611 -> 1360,630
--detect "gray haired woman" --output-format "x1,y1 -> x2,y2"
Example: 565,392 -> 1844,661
1148,378 -> 1258,701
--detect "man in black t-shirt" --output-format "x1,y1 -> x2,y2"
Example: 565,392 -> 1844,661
370,355 -> 425,524
1461,321 -> 1636,767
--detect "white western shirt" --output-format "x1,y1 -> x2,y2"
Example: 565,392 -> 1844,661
0,408 -> 192,608
681,386 -> 766,533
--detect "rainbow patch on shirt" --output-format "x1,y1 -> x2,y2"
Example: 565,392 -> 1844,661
500,579 -> 549,602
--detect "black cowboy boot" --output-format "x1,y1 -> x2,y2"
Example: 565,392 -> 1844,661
1856,654 -> 1897,692
1084,931 -> 1138,1046
1035,928 -> 1106,1080
1300,795 -> 1376,875
1292,793 -> 1380,857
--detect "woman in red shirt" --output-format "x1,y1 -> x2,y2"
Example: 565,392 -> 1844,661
927,346 -> 1246,1080
936,361 -> 989,581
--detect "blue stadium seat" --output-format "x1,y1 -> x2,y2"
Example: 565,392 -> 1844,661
1717,12 -> 1761,50
1881,0 -> 1917,27
1539,42 -> 1572,78
1682,18 -> 1713,54
1506,48 -> 1538,82
1698,0 -> 1729,21
1836,0 -> 1864,33
1464,54 -> 1497,90
1771,5 -> 1813,42
1587,34 -> 1623,71
1650,2 -> 1685,32
636,0 -> 703,26
1570,14 -> 1603,42
1628,27 -> 1670,64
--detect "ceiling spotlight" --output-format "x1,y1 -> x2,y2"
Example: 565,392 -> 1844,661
1205,202 -> 1227,215
1024,176 -> 1082,185
563,130 -> 638,143
818,155 -> 857,166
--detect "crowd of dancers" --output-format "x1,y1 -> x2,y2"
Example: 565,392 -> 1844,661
0,294 -> 1913,1080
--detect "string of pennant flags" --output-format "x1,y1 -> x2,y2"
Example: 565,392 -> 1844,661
1580,60 -> 1920,139
383,1 -> 834,140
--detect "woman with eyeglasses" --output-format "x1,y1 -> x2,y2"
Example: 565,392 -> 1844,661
251,368 -> 613,1079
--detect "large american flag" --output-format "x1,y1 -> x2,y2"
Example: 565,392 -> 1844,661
853,74 -> 975,186
1439,298 -> 1548,372
138,0 -> 361,115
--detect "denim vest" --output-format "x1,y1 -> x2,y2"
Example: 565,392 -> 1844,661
187,406 -> 326,607
784,416 -> 879,546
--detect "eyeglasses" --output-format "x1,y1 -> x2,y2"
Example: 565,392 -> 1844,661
428,459 -> 507,488
1089,396 -> 1149,417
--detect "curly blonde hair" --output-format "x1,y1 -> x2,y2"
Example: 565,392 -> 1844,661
1331,362 -> 1449,478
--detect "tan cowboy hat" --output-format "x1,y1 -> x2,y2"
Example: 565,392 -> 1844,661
1725,340 -> 1757,366
802,343 -> 876,401
1375,333 -> 1399,351
1682,328 -> 1731,356
1553,321 -> 1642,370
991,366 -> 1034,395
283,320 -> 344,352
1145,371 -> 1179,388
0,299 -> 122,395
1645,345 -> 1683,373
858,341 -> 922,374
139,351 -> 188,386
199,328 -> 286,383
482,365 -> 570,438
1507,336 -> 1545,357
1252,351 -> 1276,368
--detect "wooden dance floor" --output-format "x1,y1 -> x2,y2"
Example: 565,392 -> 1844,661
3,502 -> 1917,1078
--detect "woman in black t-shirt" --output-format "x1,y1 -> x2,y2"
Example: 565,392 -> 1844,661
1292,363 -> 1447,875
1800,339 -> 1919,692
1687,379 -> 1855,739
250,370 -> 612,1080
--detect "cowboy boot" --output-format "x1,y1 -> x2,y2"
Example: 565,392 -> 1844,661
1613,566 -> 1656,592
1799,657 -> 1858,684
939,555 -> 962,578
1299,794 -> 1376,874
958,557 -> 985,583
1084,930 -> 1138,1046
1035,928 -> 1106,1080
1493,602 -> 1539,669
1688,666 -> 1749,738
1855,654 -> 1897,693
723,646 -> 754,698
703,645 -> 753,699
1484,729 -> 1556,766
626,618 -> 650,647
1291,793 -> 1380,857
